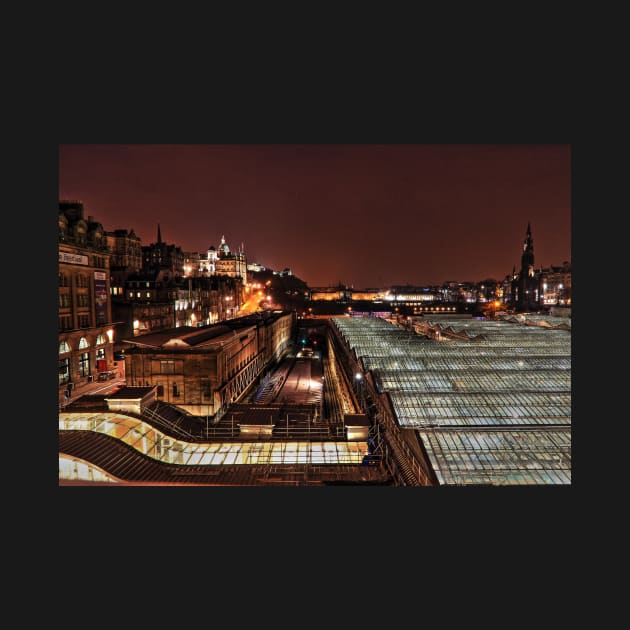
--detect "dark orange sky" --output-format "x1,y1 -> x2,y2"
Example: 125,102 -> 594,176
58,144 -> 571,287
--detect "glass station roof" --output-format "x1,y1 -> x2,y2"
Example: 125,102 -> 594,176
333,315 -> 571,485
418,429 -> 571,485
59,413 -> 367,466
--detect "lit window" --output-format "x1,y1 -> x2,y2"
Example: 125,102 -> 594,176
58,357 -> 70,385
79,352 -> 90,376
160,360 -> 175,374
96,334 -> 106,345
78,337 -> 89,349
59,340 -> 70,354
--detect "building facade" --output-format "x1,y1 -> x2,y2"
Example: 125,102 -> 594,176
123,311 -> 295,418
107,228 -> 142,298
174,275 -> 241,327
184,236 -> 248,281
540,261 -> 572,306
214,236 -> 247,280
58,201 -> 115,391
142,224 -> 185,275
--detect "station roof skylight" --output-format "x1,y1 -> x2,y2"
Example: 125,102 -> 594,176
333,315 -> 571,485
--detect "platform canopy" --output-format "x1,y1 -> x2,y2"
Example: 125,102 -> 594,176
333,315 -> 571,485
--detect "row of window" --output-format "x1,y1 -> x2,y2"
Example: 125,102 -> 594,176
59,274 -> 91,288
127,291 -> 179,300
150,382 -> 212,398
59,348 -> 107,385
59,314 -> 91,330
59,354 -> 89,384
59,334 -> 107,354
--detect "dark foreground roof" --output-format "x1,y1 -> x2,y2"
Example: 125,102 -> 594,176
106,386 -> 155,399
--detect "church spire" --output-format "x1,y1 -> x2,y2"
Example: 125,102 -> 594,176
522,222 -> 534,260
157,223 -> 162,244
521,222 -> 535,280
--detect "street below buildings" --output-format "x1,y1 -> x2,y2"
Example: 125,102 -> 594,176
236,294 -> 262,316
59,377 -> 125,410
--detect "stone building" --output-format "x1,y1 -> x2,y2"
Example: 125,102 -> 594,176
58,200 -> 114,391
122,311 -> 295,419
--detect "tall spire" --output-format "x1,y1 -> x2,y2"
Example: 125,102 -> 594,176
157,223 -> 162,244
522,222 -> 534,258
521,221 -> 535,281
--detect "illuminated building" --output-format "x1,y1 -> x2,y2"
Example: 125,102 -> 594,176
114,269 -> 176,339
58,312 -> 389,486
183,236 -> 247,307
349,288 -> 385,301
58,200 -> 115,392
185,236 -> 247,280
174,275 -> 240,326
385,286 -> 438,303
309,285 -> 350,301
122,311 -> 295,419
214,236 -> 247,280
540,261 -> 571,306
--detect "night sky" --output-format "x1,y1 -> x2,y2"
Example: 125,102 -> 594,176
59,144 -> 571,288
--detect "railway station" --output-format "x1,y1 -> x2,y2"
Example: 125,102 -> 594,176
60,311 -> 570,486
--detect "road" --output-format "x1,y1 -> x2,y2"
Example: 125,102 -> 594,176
59,377 -> 125,410
235,294 -> 263,316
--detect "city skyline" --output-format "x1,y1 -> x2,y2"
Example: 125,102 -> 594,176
59,144 -> 571,287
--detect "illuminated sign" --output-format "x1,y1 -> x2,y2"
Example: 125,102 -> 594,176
59,252 -> 89,265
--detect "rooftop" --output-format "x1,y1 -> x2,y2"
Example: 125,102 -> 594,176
333,315 -> 571,485
124,311 -> 293,350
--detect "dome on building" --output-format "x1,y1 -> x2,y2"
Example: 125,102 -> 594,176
218,235 -> 230,255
